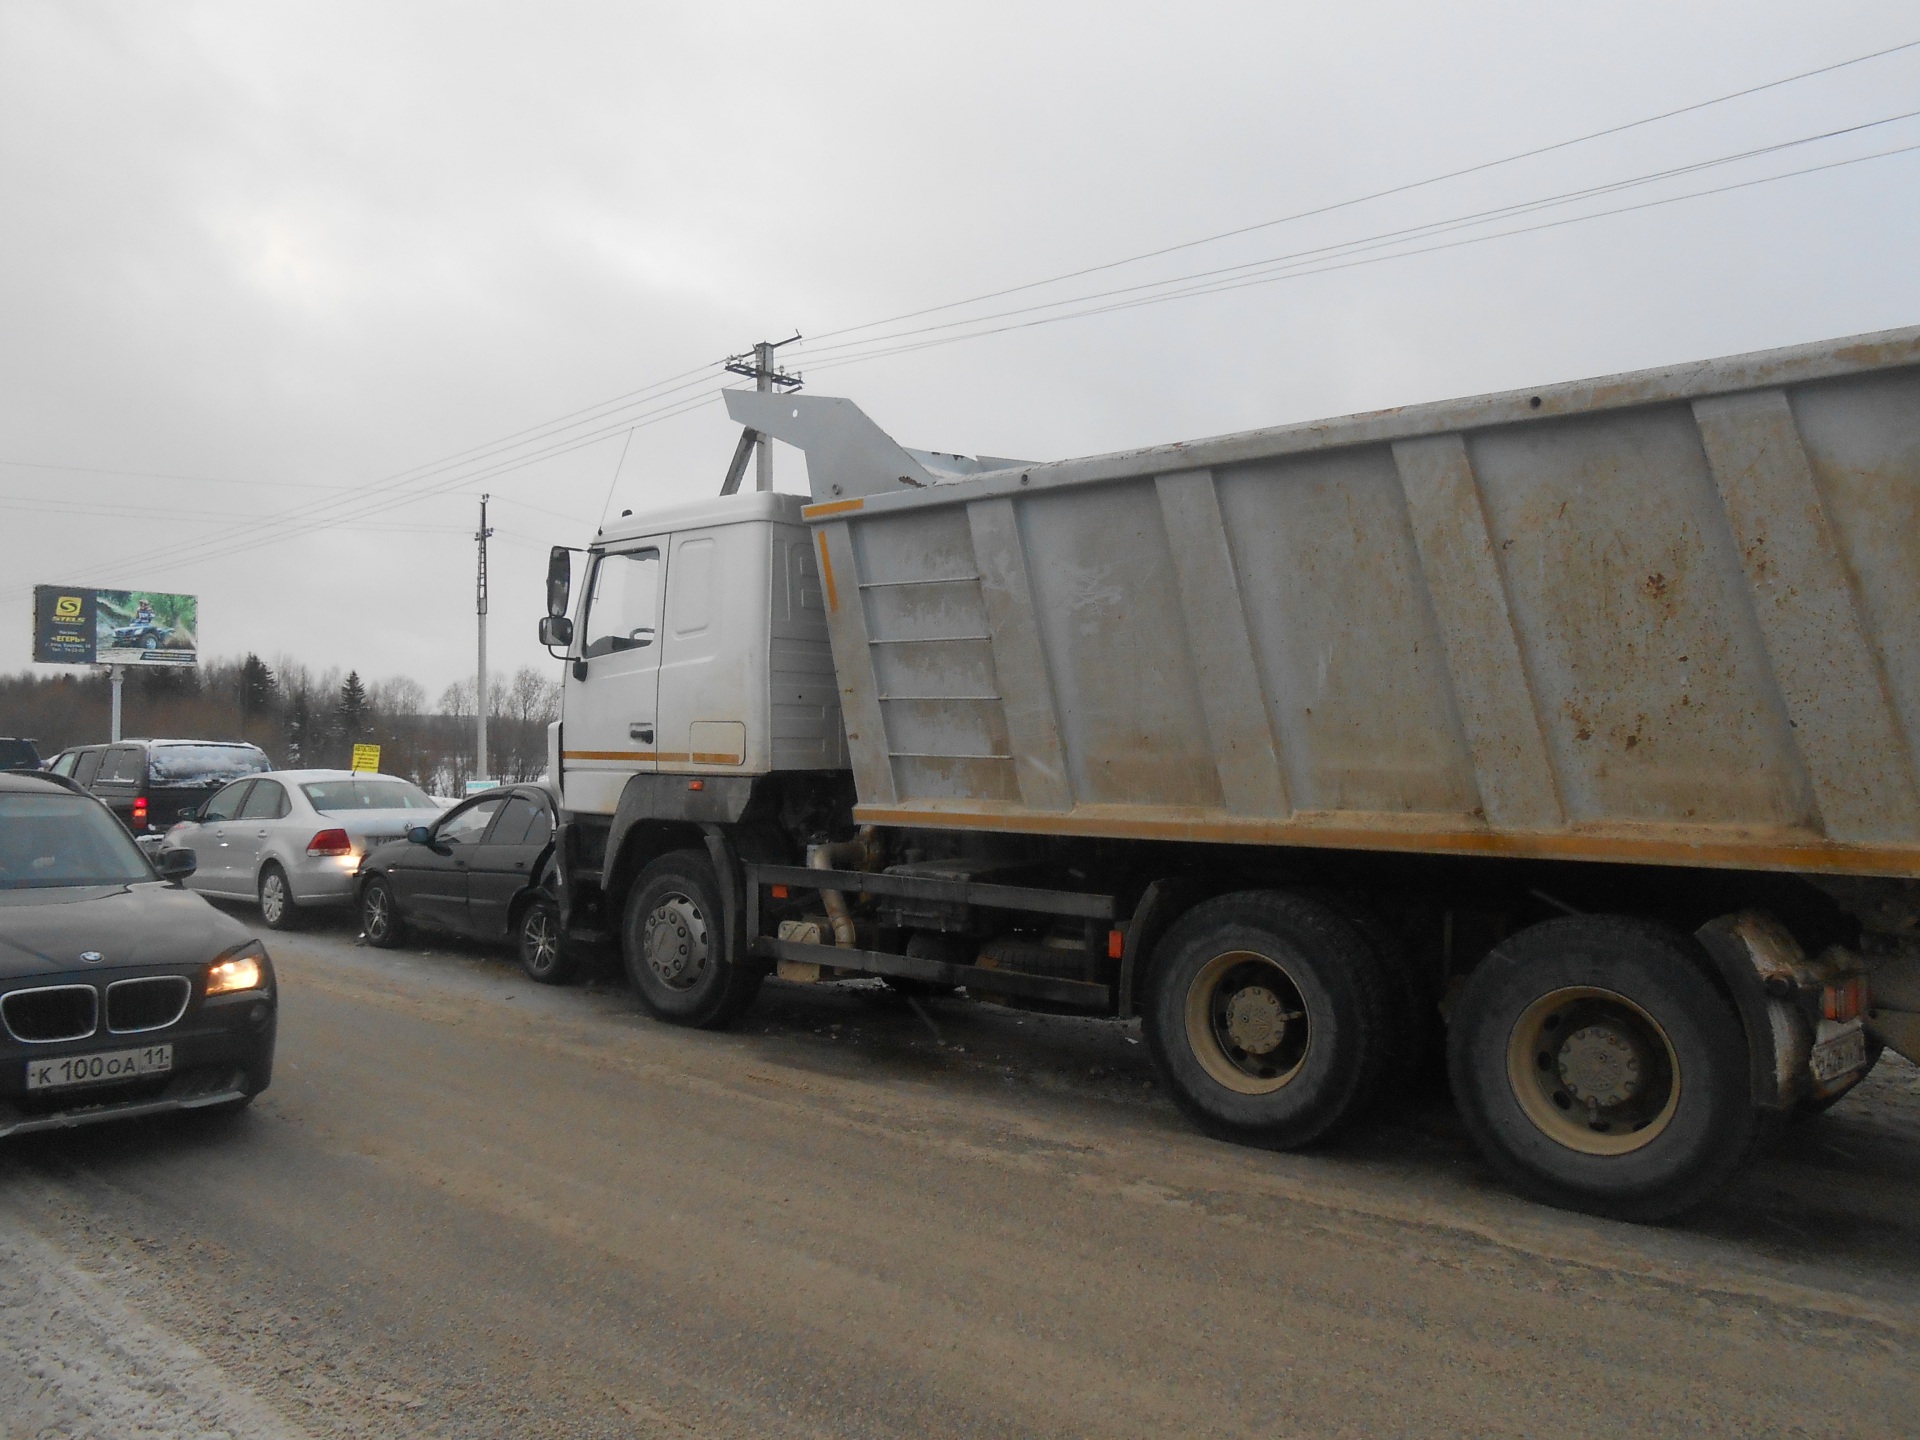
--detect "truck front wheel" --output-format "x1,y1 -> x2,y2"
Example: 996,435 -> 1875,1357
1448,915 -> 1755,1222
1143,891 -> 1390,1150
622,850 -> 762,1029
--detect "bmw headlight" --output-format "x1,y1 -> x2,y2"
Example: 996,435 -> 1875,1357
207,942 -> 268,996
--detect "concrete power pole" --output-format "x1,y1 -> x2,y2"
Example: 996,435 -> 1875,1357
475,493 -> 493,785
723,335 -> 803,494
754,340 -> 775,491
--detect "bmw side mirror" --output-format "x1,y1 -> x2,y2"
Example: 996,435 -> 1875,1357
406,826 -> 433,845
155,848 -> 196,882
538,615 -> 572,647
546,546 -> 571,617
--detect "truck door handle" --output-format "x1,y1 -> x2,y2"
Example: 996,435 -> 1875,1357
630,724 -> 654,743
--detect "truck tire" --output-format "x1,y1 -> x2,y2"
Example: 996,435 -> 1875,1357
1142,891 -> 1390,1150
1448,915 -> 1756,1222
623,850 -> 762,1029
1306,890 -> 1441,1096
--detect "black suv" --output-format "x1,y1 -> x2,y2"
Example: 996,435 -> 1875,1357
0,738 -> 41,772
0,769 -> 277,1136
48,739 -> 271,844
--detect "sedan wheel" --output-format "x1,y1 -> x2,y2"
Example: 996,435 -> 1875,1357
361,877 -> 402,949
518,897 -> 573,984
258,864 -> 299,931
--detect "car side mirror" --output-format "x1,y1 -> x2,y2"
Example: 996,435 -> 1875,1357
538,615 -> 572,647
406,826 -> 433,845
154,848 -> 196,882
546,546 -> 571,617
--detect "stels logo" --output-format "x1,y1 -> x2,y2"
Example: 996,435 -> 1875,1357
53,594 -> 83,620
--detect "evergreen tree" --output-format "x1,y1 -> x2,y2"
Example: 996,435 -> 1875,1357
239,654 -> 276,720
286,690 -> 313,766
337,670 -> 369,743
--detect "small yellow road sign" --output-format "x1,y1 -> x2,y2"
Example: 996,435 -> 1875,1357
351,743 -> 381,773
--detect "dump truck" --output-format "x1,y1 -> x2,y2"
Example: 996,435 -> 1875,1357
535,324 -> 1920,1220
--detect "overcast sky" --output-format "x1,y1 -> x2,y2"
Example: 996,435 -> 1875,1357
2,1 -> 1916,696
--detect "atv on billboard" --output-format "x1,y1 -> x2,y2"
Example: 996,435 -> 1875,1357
33,586 -> 198,666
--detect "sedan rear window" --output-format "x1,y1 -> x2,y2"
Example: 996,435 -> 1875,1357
0,793 -> 152,888
301,779 -> 438,812
148,744 -> 271,786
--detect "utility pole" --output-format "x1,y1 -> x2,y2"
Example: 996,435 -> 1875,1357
753,340 -> 775,491
108,664 -> 124,742
724,335 -> 803,491
475,493 -> 493,785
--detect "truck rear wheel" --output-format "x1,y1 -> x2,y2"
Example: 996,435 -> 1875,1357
622,850 -> 762,1029
1142,891 -> 1390,1150
1448,916 -> 1755,1222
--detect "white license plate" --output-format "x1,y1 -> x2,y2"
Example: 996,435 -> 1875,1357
25,1044 -> 173,1092
1810,1026 -> 1868,1083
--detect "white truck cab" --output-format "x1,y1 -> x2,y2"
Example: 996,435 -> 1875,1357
547,491 -> 845,815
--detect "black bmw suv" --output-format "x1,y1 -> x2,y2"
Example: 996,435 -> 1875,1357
0,770 -> 277,1136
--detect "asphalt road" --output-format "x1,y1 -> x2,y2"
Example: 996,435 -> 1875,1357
4,914 -> 1920,1439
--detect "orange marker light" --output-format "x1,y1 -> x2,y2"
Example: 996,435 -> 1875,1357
770,885 -> 790,899
1822,975 -> 1867,1023
1108,928 -> 1125,959
688,780 -> 704,791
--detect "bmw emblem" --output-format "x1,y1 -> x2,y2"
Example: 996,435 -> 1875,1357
79,951 -> 104,964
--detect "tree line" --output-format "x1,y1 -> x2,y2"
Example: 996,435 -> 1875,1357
0,655 -> 560,793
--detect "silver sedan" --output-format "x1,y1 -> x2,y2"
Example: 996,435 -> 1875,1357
162,769 -> 444,929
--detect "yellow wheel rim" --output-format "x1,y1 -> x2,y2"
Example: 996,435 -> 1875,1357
1505,986 -> 1681,1156
1184,950 -> 1311,1095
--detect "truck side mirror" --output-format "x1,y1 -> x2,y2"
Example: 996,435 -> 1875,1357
539,615 -> 573,647
546,546 -> 571,618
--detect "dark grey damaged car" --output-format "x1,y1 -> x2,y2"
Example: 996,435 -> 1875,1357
0,770 -> 276,1138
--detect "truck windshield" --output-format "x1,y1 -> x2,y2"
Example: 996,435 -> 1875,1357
301,779 -> 438,812
0,793 -> 152,888
581,547 -> 661,658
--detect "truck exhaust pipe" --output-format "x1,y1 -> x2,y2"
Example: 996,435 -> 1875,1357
808,826 -> 883,948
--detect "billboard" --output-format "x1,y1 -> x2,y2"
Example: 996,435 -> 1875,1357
33,586 -> 198,666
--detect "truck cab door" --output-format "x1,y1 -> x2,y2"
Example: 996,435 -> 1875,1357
562,539 -> 666,813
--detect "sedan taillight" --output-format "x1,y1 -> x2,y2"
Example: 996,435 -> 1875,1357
307,828 -> 353,857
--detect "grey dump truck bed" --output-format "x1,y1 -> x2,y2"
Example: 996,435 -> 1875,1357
729,324 -> 1920,880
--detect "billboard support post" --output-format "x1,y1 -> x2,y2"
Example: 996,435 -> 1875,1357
108,665 -> 125,743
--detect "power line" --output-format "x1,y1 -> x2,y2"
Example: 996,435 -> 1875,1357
0,375 -> 722,601
800,36 -> 1920,350
0,389 -> 726,600
0,459 -> 352,491
794,108 -> 1920,367
13,36 -> 1917,599
801,138 -> 1920,378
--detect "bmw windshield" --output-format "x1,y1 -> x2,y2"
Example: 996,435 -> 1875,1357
0,793 -> 153,889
